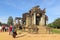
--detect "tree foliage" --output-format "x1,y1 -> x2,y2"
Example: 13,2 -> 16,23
7,16 -> 13,26
48,18 -> 60,28
0,22 -> 2,26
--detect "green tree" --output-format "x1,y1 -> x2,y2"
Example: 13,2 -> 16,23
0,22 -> 2,26
53,18 -> 60,28
7,16 -> 13,26
48,18 -> 60,28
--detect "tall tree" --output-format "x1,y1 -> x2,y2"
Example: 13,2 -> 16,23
0,22 -> 2,26
7,16 -> 13,26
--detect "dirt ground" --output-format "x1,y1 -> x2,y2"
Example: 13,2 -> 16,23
0,32 -> 60,40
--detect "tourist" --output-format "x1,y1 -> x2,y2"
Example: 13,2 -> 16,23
19,25 -> 22,30
9,25 -> 13,35
2,25 -> 5,32
0,26 -> 2,32
12,25 -> 17,38
5,26 -> 8,32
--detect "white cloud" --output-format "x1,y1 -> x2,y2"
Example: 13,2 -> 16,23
0,19 -> 7,23
0,17 -> 8,23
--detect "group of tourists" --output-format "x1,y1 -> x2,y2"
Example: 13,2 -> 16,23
0,24 -> 17,38
0,25 -> 8,32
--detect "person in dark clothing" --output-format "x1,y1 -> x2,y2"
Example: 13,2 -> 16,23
12,26 -> 17,38
13,31 -> 17,38
5,26 -> 8,32
19,26 -> 22,30
2,25 -> 5,32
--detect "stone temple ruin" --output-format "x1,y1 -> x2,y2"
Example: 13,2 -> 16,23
22,6 -> 49,33
22,6 -> 48,27
14,6 -> 50,34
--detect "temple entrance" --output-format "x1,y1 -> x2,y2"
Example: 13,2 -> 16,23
36,16 -> 40,25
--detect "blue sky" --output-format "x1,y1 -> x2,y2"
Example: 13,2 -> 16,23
0,0 -> 60,23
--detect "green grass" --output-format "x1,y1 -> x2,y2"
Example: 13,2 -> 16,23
51,29 -> 60,34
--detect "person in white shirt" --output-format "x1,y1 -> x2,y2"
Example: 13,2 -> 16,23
0,26 -> 2,32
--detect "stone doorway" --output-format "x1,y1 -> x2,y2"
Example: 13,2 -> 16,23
36,16 -> 40,25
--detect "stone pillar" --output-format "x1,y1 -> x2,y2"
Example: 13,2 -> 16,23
26,17 -> 28,27
32,13 -> 36,25
34,13 -> 36,25
40,15 -> 45,26
26,16 -> 30,27
46,21 -> 48,25
19,20 -> 22,25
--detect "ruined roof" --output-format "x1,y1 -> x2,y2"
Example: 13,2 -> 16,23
29,6 -> 46,16
22,13 -> 29,21
22,6 -> 47,21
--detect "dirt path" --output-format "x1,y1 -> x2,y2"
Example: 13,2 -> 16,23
0,32 -> 60,40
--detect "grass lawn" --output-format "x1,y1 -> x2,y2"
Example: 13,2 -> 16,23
51,29 -> 60,34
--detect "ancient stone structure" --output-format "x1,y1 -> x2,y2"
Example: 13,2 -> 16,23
22,6 -> 48,27
22,6 -> 49,33
13,17 -> 22,27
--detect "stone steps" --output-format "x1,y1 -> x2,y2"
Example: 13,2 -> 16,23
38,26 -> 50,34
